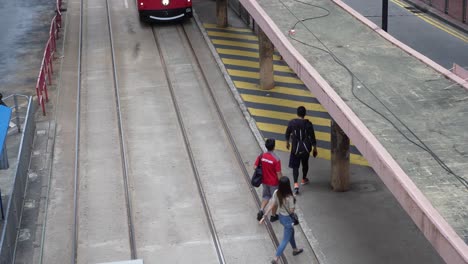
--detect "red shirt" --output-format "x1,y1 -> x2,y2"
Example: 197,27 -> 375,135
254,152 -> 281,186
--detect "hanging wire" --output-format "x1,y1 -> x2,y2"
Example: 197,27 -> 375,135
278,0 -> 468,189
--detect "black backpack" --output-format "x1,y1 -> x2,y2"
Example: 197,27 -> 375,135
292,120 -> 312,158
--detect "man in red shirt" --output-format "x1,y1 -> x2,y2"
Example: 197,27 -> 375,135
254,138 -> 282,222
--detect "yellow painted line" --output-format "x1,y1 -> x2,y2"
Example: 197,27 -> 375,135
351,154 -> 369,166
273,139 -> 369,166
275,65 -> 294,73
257,122 -> 331,142
228,69 -> 304,84
222,58 -> 294,73
257,122 -> 357,148
204,23 -> 253,33
248,108 -> 330,127
418,16 -> 468,41
207,31 -> 258,41
241,94 -> 327,112
391,0 -> 468,42
223,58 -> 260,68
235,81 -> 313,97
212,39 -> 259,49
216,48 -> 282,60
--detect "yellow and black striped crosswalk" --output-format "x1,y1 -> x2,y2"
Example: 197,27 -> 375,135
204,23 -> 368,166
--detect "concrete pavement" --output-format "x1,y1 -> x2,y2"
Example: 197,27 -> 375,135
194,0 -> 460,262
254,0 -> 468,249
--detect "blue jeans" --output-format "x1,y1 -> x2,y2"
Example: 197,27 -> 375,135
275,214 -> 297,257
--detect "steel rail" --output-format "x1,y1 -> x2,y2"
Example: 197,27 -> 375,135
177,24 -> 297,264
72,0 -> 137,262
151,26 -> 227,264
105,0 -> 138,259
71,0 -> 84,260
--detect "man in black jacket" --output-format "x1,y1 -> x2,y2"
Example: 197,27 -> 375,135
285,106 -> 317,195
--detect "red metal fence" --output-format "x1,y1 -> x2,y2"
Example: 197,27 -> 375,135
35,0 -> 62,115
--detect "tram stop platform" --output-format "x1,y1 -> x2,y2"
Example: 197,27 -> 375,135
193,0 -> 467,262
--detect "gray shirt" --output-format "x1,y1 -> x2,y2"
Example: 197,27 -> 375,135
272,190 -> 295,216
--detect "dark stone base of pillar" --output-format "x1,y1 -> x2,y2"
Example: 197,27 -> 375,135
331,120 -> 350,192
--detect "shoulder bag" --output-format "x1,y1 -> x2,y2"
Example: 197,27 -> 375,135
251,153 -> 263,187
282,197 -> 299,225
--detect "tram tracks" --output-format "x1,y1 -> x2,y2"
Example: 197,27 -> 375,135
152,24 -> 294,264
152,26 -> 226,264
71,0 -> 137,262
71,0 -> 317,262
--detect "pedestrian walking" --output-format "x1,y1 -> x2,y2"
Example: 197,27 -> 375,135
254,138 -> 282,222
259,176 -> 304,263
285,106 -> 317,195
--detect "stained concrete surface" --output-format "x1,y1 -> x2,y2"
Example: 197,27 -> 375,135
194,0 -> 450,263
254,0 -> 468,245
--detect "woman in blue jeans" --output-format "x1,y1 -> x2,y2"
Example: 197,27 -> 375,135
259,176 -> 304,263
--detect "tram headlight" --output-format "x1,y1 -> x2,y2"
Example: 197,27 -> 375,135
162,0 -> 170,6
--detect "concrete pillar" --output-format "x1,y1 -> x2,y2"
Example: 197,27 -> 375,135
258,28 -> 274,90
330,119 -> 350,192
216,0 -> 228,27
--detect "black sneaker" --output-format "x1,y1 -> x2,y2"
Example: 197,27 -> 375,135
257,210 -> 264,221
270,214 -> 279,222
294,187 -> 299,195
292,248 -> 304,256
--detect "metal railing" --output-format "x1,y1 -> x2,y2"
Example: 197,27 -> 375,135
0,96 -> 35,263
35,0 -> 62,116
2,94 -> 31,134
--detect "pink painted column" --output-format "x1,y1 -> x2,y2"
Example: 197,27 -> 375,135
258,27 -> 274,90
331,119 -> 350,191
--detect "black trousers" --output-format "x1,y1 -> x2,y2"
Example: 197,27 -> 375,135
289,153 -> 309,184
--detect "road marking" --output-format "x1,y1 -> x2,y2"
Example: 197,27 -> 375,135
257,122 -> 332,141
248,108 -> 330,126
223,58 -> 294,73
273,139 -> 369,165
212,39 -> 259,49
228,69 -> 304,84
241,94 -> 328,112
208,31 -> 258,41
236,81 -> 314,97
205,23 -> 253,32
391,0 -> 468,42
204,23 -> 369,166
124,0 -> 129,8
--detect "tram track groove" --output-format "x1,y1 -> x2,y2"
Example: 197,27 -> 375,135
175,24 -> 287,264
152,21 -> 319,264
71,0 -> 137,262
151,25 -> 227,264
179,21 -> 321,264
105,0 -> 137,259
71,0 -> 83,261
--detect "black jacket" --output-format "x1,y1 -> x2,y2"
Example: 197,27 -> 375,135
285,118 -> 317,153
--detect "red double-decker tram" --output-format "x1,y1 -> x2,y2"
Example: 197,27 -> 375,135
137,0 -> 192,21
